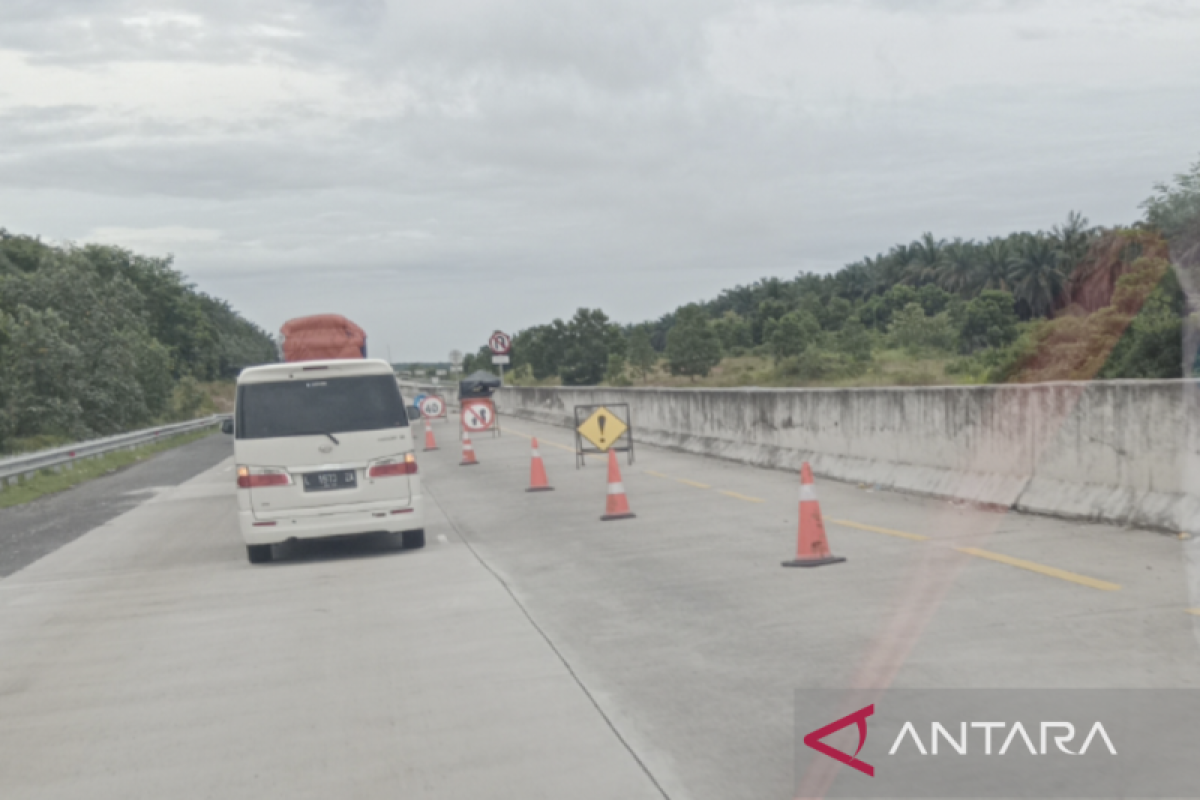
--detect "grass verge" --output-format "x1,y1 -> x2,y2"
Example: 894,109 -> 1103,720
0,427 -> 218,510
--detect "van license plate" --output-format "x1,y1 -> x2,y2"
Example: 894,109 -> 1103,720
303,470 -> 357,492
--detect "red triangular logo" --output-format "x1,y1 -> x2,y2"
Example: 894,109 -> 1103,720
803,704 -> 875,777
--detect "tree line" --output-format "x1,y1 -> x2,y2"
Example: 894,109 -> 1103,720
0,231 -> 278,452
461,157 -> 1200,387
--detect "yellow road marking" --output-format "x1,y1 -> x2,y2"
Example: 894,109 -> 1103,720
644,470 -> 710,489
646,470 -> 763,500
506,429 -> 578,453
1187,609 -> 1200,617
829,520 -> 1120,592
828,518 -> 930,542
955,547 -> 1121,592
718,490 -> 764,503
496,428 -> 1131,593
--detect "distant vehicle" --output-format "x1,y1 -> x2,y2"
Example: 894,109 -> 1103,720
280,314 -> 367,362
224,358 -> 424,564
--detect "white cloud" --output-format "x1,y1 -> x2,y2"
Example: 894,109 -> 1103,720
0,0 -> 1198,358
84,225 -> 223,252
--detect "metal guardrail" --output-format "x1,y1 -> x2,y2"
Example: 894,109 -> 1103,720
0,415 -> 227,489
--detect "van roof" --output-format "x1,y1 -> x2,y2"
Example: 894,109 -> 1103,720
237,358 -> 396,385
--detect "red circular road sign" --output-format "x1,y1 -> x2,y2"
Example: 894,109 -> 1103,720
489,330 -> 512,355
418,395 -> 447,419
461,399 -> 496,432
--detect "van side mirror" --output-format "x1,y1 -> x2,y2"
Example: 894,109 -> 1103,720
406,406 -> 422,423
221,418 -> 234,435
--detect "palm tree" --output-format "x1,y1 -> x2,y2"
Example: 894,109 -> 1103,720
877,250 -> 908,292
1008,234 -> 1066,318
905,233 -> 948,286
938,238 -> 978,296
977,238 -> 1012,292
1052,211 -> 1096,274
835,261 -> 874,301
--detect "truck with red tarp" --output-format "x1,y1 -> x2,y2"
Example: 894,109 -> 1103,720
280,315 -> 368,362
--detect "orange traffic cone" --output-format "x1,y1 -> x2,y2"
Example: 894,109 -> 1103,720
782,463 -> 845,567
526,437 -> 554,492
601,449 -> 635,521
423,419 -> 438,452
460,430 -> 479,466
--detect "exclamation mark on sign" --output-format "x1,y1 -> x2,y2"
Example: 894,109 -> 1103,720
598,415 -> 607,444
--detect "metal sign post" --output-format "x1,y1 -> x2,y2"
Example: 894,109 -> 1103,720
488,331 -> 512,435
489,331 -> 512,387
573,404 -> 634,469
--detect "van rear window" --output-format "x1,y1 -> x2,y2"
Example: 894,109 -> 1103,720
236,375 -> 408,439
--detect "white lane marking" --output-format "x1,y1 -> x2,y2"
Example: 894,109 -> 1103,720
437,534 -> 449,544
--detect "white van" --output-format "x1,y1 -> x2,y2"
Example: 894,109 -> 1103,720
224,358 -> 425,564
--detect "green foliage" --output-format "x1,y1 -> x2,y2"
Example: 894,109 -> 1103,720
666,304 -> 722,380
627,325 -> 658,379
767,310 -> 820,362
559,308 -> 624,386
992,257 -> 1178,383
776,349 -> 866,382
752,297 -> 789,345
1,305 -> 86,441
820,297 -> 853,332
917,285 -> 953,316
835,317 -> 873,362
1099,284 -> 1182,379
1142,158 -> 1200,241
888,304 -> 955,355
460,345 -> 492,376
451,155 -> 1198,390
713,311 -> 753,349
512,319 -> 569,380
172,376 -> 207,422
958,290 -> 1019,352
0,228 -> 276,452
604,352 -> 632,386
1008,233 -> 1067,319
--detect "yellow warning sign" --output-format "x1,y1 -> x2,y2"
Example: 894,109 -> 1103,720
576,406 -> 628,451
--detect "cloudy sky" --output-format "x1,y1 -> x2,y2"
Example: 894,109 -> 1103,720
2,1 -> 1199,360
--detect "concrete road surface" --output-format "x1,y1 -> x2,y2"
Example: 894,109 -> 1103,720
0,432 -> 231,579
1,416 -> 1198,800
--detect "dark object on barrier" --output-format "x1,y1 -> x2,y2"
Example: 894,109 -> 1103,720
280,315 -> 367,362
458,371 -> 501,399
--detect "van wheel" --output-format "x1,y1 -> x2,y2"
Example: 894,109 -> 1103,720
247,544 -> 273,564
402,529 -> 426,550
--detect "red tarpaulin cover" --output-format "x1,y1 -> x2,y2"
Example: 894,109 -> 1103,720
280,315 -> 367,362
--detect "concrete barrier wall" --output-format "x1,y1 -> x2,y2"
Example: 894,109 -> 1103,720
489,381 -> 1200,533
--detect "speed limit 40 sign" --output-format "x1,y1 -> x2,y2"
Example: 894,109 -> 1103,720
418,395 -> 446,419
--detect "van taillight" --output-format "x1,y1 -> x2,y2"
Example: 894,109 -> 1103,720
368,454 -> 417,478
236,466 -> 292,488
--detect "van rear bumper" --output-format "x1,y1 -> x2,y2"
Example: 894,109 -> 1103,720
238,496 -> 424,545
